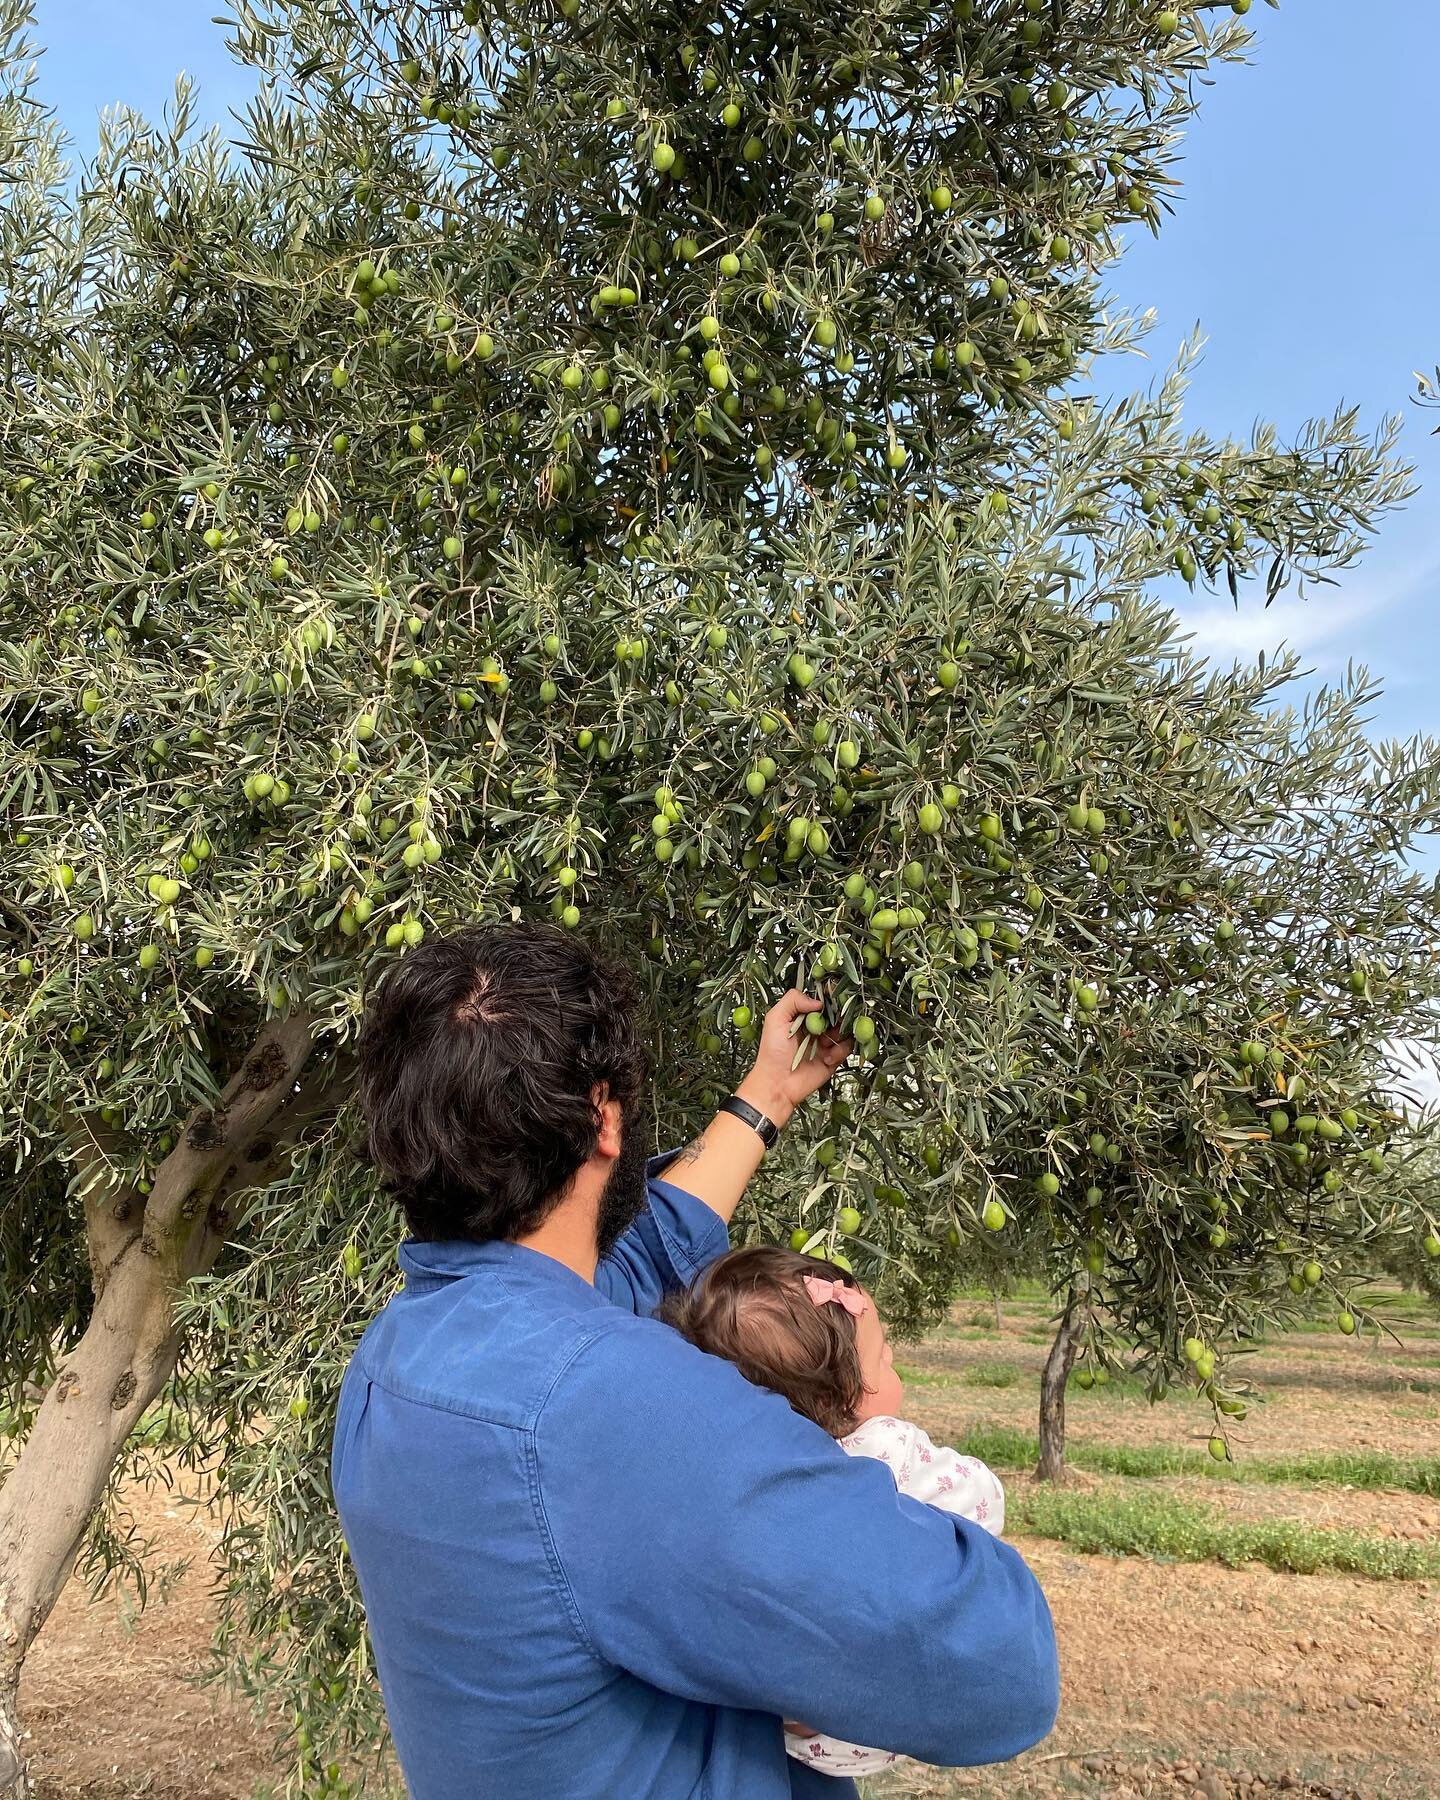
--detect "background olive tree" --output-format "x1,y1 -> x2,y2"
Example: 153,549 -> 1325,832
4,0 -> 1440,1790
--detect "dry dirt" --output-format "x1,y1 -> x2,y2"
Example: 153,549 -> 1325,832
870,1542 -> 1439,1800
21,1470 -> 276,1800
15,1303 -> 1440,1800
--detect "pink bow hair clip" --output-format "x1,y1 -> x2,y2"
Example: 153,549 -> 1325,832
802,1274 -> 867,1318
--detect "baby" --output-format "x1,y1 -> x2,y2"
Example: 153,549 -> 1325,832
657,1243 -> 1006,1778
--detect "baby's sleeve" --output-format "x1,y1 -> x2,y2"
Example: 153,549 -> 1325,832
886,1420 -> 1006,1535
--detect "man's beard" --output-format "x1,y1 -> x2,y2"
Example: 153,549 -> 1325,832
595,1112 -> 653,1260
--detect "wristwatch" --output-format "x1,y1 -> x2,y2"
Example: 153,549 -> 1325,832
718,1093 -> 779,1151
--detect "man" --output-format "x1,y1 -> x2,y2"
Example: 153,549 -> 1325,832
333,923 -> 1058,1798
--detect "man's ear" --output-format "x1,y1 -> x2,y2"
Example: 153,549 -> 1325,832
591,1081 -> 622,1157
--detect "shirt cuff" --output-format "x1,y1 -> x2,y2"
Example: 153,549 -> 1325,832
644,1150 -> 731,1282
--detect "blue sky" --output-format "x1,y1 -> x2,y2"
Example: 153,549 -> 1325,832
29,0 -> 1440,746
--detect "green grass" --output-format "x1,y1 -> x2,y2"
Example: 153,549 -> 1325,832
951,1279 -> 1051,1303
962,1362 -> 1021,1388
129,1402 -> 198,1447
955,1422 -> 1440,1497
1241,1364 -> 1440,1398
1008,1485 -> 1440,1580
1070,1372 -> 1157,1399
892,1363 -> 952,1387
893,1361 -> 1022,1389
926,1321 -> 997,1343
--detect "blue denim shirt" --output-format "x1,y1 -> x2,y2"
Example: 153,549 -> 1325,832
332,1154 -> 1059,1798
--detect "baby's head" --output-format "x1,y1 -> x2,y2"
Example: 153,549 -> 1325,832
658,1244 -> 904,1437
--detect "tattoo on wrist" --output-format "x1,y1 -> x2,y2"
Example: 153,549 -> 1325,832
675,1133 -> 707,1166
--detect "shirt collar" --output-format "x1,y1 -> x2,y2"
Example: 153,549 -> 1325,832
395,1151 -> 683,1293
397,1233 -> 615,1298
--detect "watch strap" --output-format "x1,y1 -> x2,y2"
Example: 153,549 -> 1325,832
718,1094 -> 779,1149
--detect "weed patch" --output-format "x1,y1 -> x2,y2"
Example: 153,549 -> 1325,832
1009,1486 -> 1440,1579
957,1422 -> 1440,1498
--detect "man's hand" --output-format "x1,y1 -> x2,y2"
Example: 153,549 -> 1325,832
736,990 -> 853,1132
661,992 -> 852,1231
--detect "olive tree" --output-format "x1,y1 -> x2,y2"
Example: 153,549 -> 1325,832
4,0 -> 1440,1789
1375,1129 -> 1440,1311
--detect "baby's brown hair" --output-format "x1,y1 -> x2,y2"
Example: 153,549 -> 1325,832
656,1244 -> 866,1437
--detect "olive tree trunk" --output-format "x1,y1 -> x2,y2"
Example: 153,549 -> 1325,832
0,1682 -> 21,1800
1035,1289 -> 1087,1483
0,1016 -> 319,1800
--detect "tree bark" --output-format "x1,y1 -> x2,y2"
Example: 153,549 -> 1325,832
0,1678 -> 22,1800
0,1015 -> 318,1800
1035,1289 -> 1087,1483
993,1293 -> 1003,1333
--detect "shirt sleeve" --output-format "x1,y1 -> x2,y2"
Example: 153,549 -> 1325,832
592,1151 -> 731,1316
534,1317 -> 1058,1767
846,1418 -> 1006,1537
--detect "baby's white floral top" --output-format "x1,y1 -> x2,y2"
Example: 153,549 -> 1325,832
783,1417 -> 1007,1778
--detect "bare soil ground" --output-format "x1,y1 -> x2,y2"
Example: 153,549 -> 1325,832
15,1297 -> 1440,1800
21,1470 -> 275,1800
872,1300 -> 1440,1800
869,1542 -> 1439,1800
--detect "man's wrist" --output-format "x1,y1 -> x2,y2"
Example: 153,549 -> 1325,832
733,1074 -> 793,1134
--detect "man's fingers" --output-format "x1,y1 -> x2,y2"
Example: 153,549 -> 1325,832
820,1033 -> 854,1067
771,989 -> 821,1036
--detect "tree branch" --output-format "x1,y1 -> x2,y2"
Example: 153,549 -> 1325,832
61,1111 -> 143,1299
0,894 -> 38,944
141,1013 -> 319,1278
181,1049 -> 355,1278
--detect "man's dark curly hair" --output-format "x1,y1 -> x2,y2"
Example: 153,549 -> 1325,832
356,922 -> 650,1242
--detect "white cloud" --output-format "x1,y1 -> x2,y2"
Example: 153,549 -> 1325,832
1175,588 -> 1383,666
1168,555 -> 1440,673
1383,1037 -> 1440,1118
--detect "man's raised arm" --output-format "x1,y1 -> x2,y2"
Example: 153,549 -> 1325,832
660,989 -> 852,1229
596,990 -> 852,1314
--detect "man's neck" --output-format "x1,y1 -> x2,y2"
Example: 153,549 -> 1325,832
512,1188 -> 601,1285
